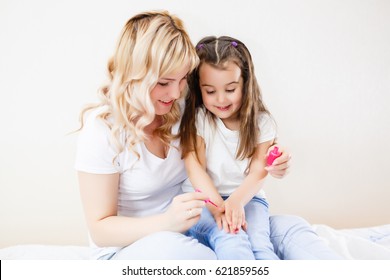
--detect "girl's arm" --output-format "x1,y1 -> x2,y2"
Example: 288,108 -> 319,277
78,172 -> 207,247
224,140 -> 273,232
184,135 -> 226,229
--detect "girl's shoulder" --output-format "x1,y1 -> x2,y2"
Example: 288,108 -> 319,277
258,112 -> 275,127
257,112 -> 277,143
196,106 -> 207,116
192,106 -> 205,122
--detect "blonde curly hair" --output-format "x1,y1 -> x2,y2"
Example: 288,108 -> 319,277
79,11 -> 199,161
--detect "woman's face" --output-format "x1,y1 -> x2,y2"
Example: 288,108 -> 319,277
199,61 -> 243,127
150,67 -> 189,115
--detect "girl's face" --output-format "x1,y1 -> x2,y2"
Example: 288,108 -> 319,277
199,61 -> 243,128
151,66 -> 189,115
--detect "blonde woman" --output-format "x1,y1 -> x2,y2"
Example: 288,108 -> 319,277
75,11 -> 294,260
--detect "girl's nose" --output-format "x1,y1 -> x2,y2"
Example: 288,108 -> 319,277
217,92 -> 225,103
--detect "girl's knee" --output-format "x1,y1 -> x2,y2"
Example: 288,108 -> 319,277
269,215 -> 316,249
270,215 -> 311,236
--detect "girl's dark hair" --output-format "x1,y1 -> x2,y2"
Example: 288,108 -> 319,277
180,36 -> 271,161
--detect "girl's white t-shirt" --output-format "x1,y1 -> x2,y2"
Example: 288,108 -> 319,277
74,107 -> 187,258
182,107 -> 277,198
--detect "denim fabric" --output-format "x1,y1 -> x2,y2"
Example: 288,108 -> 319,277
188,197 -> 279,260
269,215 -> 343,259
107,231 -> 216,260
101,215 -> 342,260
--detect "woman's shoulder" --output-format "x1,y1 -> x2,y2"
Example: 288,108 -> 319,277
75,105 -> 122,174
78,106 -> 115,142
83,105 -> 111,128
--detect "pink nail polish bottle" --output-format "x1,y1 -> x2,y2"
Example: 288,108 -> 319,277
267,146 -> 282,166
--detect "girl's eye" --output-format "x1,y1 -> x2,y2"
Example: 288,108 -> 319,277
226,89 -> 236,93
206,91 -> 215,94
158,82 -> 169,87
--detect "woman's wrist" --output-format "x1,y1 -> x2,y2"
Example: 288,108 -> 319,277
157,212 -> 174,232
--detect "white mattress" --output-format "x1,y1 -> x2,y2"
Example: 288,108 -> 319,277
312,224 -> 390,259
1,224 -> 389,260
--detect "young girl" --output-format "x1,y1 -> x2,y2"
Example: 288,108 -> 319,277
180,36 -> 280,259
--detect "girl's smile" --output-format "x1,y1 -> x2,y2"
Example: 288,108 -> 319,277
199,61 -> 243,129
215,105 -> 231,111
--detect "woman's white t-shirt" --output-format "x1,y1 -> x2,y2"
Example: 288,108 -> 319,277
74,107 -> 187,258
182,107 -> 277,198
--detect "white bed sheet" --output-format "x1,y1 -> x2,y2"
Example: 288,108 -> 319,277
1,224 -> 390,260
313,224 -> 390,259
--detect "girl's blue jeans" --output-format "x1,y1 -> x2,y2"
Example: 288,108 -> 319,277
187,196 -> 279,259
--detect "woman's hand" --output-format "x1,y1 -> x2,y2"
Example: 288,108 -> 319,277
163,192 -> 207,233
265,145 -> 291,178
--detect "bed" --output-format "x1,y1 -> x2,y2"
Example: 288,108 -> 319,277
1,224 -> 389,260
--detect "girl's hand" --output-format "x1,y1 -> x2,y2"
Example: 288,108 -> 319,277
223,198 -> 246,234
163,192 -> 206,232
265,145 -> 291,178
211,211 -> 230,233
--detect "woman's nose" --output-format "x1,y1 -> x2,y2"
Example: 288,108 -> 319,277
170,84 -> 181,99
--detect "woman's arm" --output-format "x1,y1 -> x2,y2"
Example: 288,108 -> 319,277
78,172 -> 207,247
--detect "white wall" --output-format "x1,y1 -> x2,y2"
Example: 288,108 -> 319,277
0,0 -> 389,248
